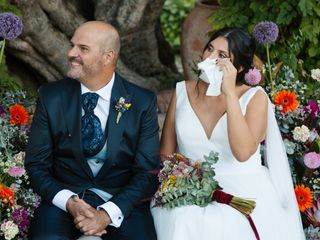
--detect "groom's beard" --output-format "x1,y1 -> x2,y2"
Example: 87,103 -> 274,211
67,56 -> 103,83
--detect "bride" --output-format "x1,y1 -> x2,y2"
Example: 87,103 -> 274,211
151,28 -> 305,240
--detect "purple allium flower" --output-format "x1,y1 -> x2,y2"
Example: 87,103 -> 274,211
304,152 -> 320,169
304,100 -> 320,119
8,166 -> 25,177
11,207 -> 29,238
244,67 -> 261,85
253,21 -> 279,45
0,12 -> 23,40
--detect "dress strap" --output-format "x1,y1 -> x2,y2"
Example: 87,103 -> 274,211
239,86 -> 265,115
175,81 -> 187,108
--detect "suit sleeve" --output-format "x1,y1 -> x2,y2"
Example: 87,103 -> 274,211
110,93 -> 160,217
25,87 -> 65,203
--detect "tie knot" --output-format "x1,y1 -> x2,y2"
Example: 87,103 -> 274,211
82,92 -> 99,113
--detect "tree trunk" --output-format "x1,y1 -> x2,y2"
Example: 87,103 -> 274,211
5,0 -> 180,92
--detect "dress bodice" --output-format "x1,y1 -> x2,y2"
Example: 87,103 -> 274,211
175,81 -> 264,175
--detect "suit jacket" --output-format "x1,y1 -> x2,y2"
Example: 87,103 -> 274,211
25,73 -> 160,217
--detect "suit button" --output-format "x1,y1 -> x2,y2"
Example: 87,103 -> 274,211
68,133 -> 72,137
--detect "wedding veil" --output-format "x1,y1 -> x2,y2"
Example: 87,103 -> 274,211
264,90 -> 305,239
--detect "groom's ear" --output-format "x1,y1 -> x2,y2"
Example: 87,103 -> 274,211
103,49 -> 116,66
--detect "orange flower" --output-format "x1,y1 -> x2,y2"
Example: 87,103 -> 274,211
9,104 -> 29,124
273,90 -> 299,113
295,184 -> 313,212
0,183 -> 15,206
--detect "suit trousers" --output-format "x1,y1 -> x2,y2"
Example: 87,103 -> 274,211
29,191 -> 157,240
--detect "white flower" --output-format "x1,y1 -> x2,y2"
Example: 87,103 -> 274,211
292,125 -> 310,142
13,151 -> 25,165
311,68 -> 320,82
0,221 -> 19,240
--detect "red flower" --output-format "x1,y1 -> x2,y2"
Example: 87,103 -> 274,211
0,183 -> 15,206
295,184 -> 313,212
273,90 -> 299,113
9,104 -> 29,124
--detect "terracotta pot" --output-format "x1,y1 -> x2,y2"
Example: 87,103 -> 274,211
180,0 -> 219,81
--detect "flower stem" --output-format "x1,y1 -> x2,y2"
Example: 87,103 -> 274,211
266,44 -> 274,93
0,39 -> 6,65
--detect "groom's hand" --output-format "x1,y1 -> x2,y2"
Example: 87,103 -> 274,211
66,196 -> 95,219
74,208 -> 111,236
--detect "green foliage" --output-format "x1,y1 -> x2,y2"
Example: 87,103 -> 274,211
209,0 -> 320,73
160,0 -> 196,54
0,56 -> 22,94
0,1 -> 23,93
0,0 -> 21,15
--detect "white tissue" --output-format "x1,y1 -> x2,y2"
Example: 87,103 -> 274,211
197,58 -> 223,96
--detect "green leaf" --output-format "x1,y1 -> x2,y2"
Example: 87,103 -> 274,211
298,0 -> 314,16
308,45 -> 319,57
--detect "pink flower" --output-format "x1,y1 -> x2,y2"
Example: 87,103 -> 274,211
8,166 -> 25,177
304,152 -> 320,169
305,196 -> 320,227
304,100 -> 320,119
244,67 -> 261,85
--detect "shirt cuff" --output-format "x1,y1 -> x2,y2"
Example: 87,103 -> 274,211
52,189 -> 77,212
98,201 -> 124,228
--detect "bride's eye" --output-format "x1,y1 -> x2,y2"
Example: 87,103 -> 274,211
219,52 -> 227,58
207,46 -> 214,52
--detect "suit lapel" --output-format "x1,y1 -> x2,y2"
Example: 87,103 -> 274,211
60,78 -> 93,179
96,74 -> 129,178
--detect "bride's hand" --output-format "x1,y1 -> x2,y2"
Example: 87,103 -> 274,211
217,58 -> 237,96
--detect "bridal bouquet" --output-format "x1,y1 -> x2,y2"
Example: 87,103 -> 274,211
153,152 -> 256,215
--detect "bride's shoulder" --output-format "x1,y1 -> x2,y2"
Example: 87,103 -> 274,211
251,86 -> 268,101
184,80 -> 197,87
247,87 -> 268,109
181,80 -> 197,93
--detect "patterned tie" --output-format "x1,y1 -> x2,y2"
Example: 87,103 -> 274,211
81,92 -> 104,157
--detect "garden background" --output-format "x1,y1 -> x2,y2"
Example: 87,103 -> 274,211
0,0 -> 320,239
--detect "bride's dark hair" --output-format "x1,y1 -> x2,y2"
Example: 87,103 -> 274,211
203,27 -> 256,86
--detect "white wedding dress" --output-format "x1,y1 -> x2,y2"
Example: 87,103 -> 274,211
151,81 -> 305,240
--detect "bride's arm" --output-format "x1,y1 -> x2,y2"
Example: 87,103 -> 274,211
218,58 -> 268,162
160,90 -> 177,160
226,90 -> 268,162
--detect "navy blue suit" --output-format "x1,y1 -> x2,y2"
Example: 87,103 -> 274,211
25,74 -> 160,239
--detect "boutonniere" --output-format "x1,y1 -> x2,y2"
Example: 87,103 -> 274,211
115,96 -> 132,124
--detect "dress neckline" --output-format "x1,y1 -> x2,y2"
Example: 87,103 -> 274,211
182,81 -> 257,141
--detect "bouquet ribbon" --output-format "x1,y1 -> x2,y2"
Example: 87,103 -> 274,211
212,190 -> 260,240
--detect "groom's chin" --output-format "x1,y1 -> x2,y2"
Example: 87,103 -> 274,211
67,69 -> 81,80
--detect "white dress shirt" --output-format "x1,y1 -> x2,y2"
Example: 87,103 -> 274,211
52,73 -> 124,227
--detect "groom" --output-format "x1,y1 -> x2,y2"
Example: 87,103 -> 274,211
25,21 -> 159,240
